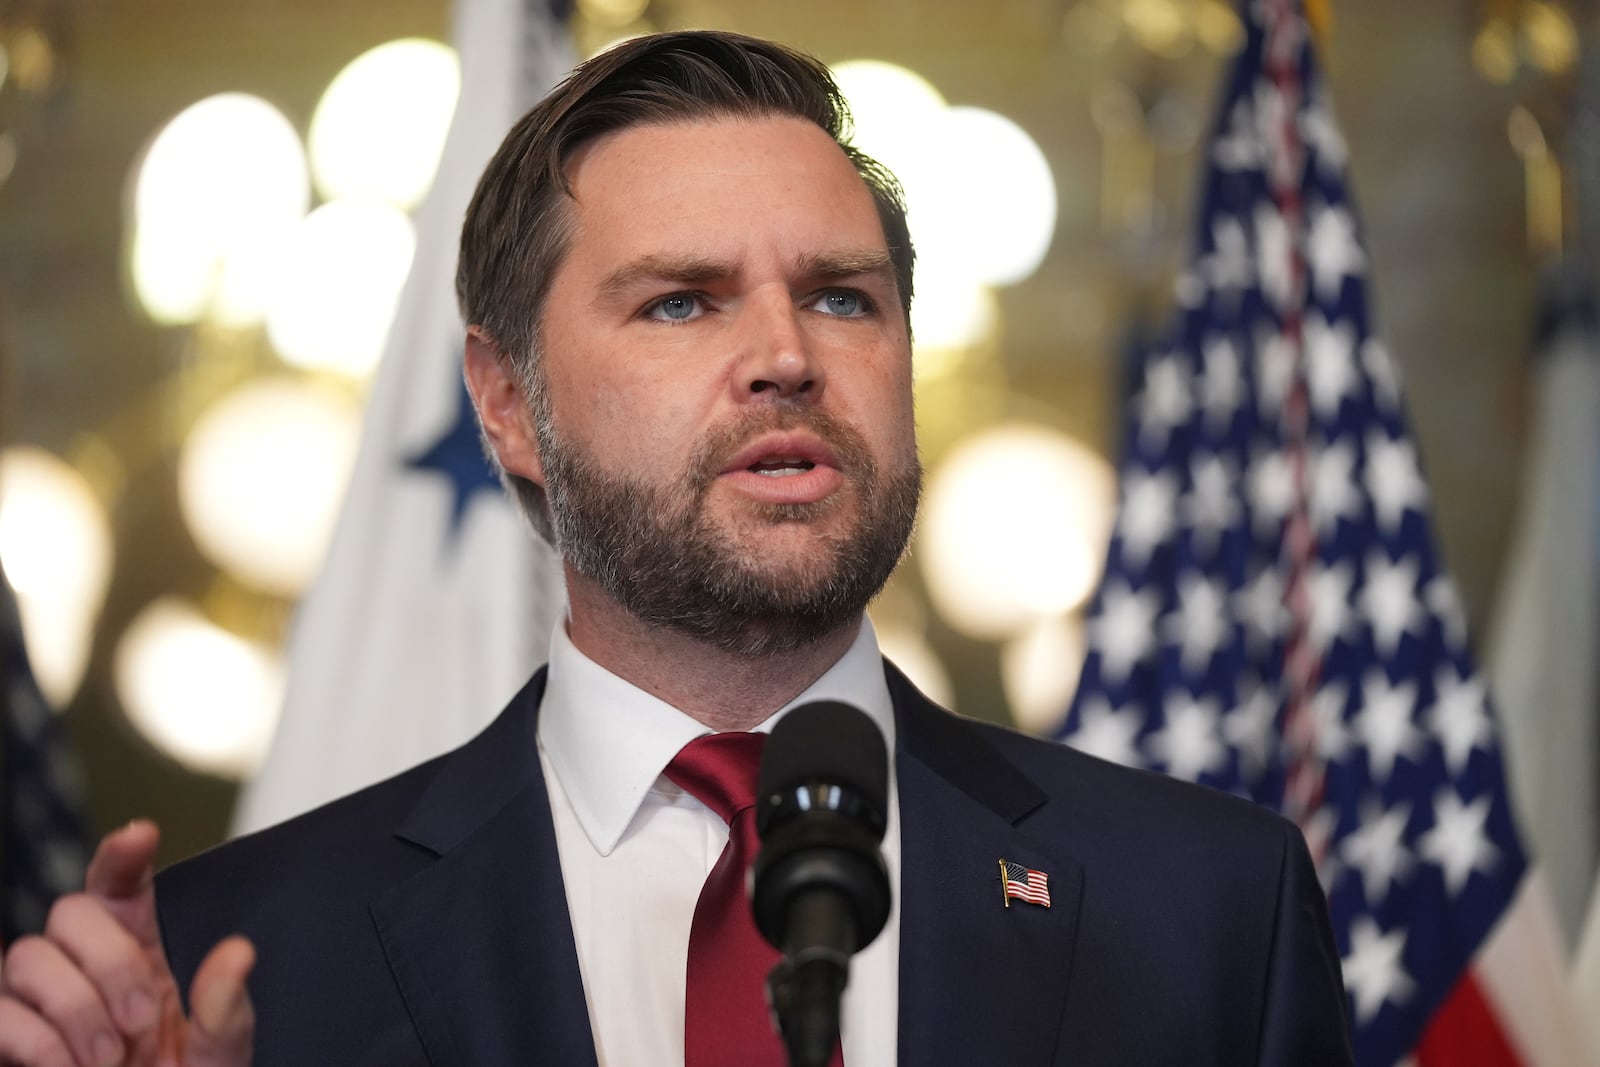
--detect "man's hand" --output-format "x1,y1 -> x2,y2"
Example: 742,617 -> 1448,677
0,821 -> 255,1067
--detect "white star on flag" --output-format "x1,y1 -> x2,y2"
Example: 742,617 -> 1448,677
1342,916 -> 1415,1025
1201,216 -> 1254,305
1306,559 -> 1356,652
1354,670 -> 1427,782
1364,430 -> 1429,534
1067,697 -> 1144,767
1358,551 -> 1425,657
1427,667 -> 1493,775
1200,335 -> 1246,432
1136,352 -> 1195,450
1246,448 -> 1294,535
1116,468 -> 1179,569
1087,581 -> 1161,685
1253,203 -> 1294,310
1162,573 -> 1231,675
1147,694 -> 1229,782
1306,203 -> 1367,301
1419,789 -> 1499,896
1233,566 -> 1287,649
1221,679 -> 1279,778
1340,801 -> 1415,905
1304,309 -> 1361,419
1309,681 -> 1352,763
1182,453 -> 1240,555
1253,329 -> 1296,415
1309,439 -> 1364,535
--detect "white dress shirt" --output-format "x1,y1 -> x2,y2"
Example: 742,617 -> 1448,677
537,616 -> 901,1067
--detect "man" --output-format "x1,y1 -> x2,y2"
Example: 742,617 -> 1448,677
0,30 -> 1353,1066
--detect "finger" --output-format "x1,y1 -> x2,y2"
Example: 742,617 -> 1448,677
181,937 -> 254,1067
0,937 -> 126,1067
44,895 -> 162,1039
83,822 -> 162,950
0,995 -> 78,1067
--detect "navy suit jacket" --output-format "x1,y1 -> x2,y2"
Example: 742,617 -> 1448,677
157,663 -> 1354,1065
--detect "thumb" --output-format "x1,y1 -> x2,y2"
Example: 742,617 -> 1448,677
181,936 -> 255,1067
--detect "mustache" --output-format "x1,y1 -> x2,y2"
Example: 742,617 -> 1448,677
686,408 -> 874,489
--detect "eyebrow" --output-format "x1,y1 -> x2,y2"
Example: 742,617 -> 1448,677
599,254 -> 737,301
597,248 -> 896,302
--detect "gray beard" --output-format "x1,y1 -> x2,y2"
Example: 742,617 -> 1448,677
537,402 -> 921,657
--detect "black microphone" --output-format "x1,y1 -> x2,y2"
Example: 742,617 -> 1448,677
751,701 -> 891,1067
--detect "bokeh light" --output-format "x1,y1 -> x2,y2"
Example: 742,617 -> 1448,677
1001,614 -> 1086,736
177,378 -> 360,597
115,596 -> 283,779
914,107 -> 1058,288
0,447 -> 113,707
263,198 -> 416,378
577,0 -> 651,28
308,39 -> 460,210
831,59 -> 948,180
874,621 -> 956,710
919,424 -> 1116,640
130,93 -> 309,325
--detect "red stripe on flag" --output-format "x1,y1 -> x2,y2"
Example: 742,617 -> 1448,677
1414,971 -> 1524,1067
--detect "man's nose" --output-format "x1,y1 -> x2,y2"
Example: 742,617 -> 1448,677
733,288 -> 824,401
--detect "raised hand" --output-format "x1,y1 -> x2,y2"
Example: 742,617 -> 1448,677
0,821 -> 255,1067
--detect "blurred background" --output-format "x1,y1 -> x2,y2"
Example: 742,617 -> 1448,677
0,0 -> 1569,877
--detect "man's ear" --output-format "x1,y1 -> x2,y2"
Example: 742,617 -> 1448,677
463,327 -> 545,487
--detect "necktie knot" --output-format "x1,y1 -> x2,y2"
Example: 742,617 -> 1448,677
664,732 -> 766,826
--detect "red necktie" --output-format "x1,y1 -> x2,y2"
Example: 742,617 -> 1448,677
665,733 -> 787,1067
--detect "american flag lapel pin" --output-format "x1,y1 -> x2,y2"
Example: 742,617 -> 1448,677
998,859 -> 1051,908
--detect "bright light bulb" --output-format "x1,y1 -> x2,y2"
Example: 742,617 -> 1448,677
919,424 -> 1115,640
115,597 -> 283,779
308,39 -> 460,210
0,447 -> 113,707
916,107 -> 1057,287
830,60 -> 947,182
263,198 -> 416,378
129,94 -> 309,325
178,378 -> 360,596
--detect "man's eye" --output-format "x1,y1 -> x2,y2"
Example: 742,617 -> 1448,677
647,293 -> 703,322
811,289 -> 871,317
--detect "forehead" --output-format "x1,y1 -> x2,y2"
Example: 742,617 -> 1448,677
559,114 -> 888,267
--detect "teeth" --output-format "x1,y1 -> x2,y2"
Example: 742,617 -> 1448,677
749,456 -> 815,476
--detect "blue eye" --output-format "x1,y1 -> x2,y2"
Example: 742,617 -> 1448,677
814,289 -> 869,316
649,293 -> 701,322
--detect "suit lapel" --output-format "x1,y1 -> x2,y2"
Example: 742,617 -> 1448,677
369,670 -> 600,1067
889,664 -> 1084,1066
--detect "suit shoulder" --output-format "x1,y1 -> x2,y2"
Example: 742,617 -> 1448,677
979,716 -> 1290,832
159,750 -> 448,910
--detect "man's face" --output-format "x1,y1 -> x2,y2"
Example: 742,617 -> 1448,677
527,114 -> 921,653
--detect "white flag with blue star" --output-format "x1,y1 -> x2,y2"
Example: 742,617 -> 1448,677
233,0 -> 573,834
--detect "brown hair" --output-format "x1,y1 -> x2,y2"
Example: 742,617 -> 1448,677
456,30 -> 915,540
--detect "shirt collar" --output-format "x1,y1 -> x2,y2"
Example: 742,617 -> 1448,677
537,616 -> 896,857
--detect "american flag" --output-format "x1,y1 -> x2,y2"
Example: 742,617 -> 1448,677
1056,2 -> 1534,1065
1000,860 -> 1051,908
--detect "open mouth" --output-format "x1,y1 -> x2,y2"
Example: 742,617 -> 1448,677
749,457 -> 818,477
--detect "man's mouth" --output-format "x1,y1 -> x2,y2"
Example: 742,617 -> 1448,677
749,457 -> 818,477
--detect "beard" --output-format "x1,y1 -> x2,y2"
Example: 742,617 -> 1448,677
536,400 -> 921,656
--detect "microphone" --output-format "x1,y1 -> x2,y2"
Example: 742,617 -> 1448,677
751,701 -> 891,1067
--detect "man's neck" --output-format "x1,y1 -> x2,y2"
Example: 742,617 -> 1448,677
562,570 -> 861,732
